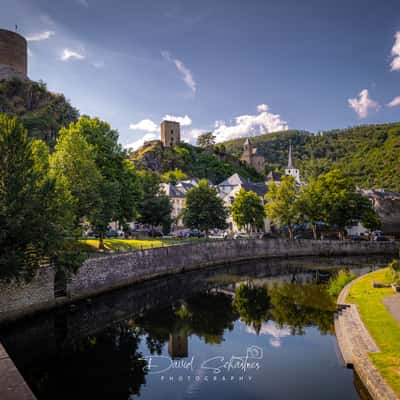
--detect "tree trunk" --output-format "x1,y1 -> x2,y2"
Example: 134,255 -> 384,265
99,232 -> 105,250
288,226 -> 294,240
312,224 -> 318,240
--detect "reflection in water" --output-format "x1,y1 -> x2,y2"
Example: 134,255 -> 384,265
269,283 -> 336,335
0,255 -> 391,400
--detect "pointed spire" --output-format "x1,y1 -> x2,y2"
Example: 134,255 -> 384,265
244,138 -> 251,146
288,142 -> 294,168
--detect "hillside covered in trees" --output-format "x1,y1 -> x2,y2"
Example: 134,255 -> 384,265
129,140 -> 262,184
223,123 -> 400,191
0,77 -> 78,147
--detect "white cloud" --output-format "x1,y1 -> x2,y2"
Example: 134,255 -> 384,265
60,48 -> 85,61
125,133 -> 158,151
129,119 -> 158,132
348,89 -> 379,118
162,51 -> 196,93
26,31 -> 55,41
257,104 -> 269,112
162,114 -> 192,126
213,104 -> 288,142
387,96 -> 400,107
390,32 -> 400,71
246,321 -> 291,348
182,128 -> 204,144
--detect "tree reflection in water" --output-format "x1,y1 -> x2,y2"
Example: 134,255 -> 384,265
16,278 -> 338,399
269,282 -> 337,335
138,278 -> 336,358
26,323 -> 147,400
233,283 -> 270,334
136,292 -> 238,352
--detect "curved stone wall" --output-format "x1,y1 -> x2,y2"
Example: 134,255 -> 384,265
335,275 -> 399,400
0,239 -> 398,323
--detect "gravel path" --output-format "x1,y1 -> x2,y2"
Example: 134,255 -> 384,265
383,294 -> 400,324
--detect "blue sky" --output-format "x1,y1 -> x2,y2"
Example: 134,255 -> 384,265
2,0 -> 400,148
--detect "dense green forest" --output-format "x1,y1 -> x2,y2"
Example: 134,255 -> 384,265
0,78 -> 78,147
223,124 -> 400,191
130,140 -> 262,183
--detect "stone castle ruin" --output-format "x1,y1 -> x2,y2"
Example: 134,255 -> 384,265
0,29 -> 28,81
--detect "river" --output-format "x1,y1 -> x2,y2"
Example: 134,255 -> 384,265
0,255 -> 391,400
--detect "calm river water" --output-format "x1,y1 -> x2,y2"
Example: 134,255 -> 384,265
0,255 -> 391,400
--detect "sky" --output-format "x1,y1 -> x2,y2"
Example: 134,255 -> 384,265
2,0 -> 400,149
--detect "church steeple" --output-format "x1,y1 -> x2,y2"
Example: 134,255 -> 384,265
287,142 -> 294,168
285,142 -> 301,184
243,138 -> 252,152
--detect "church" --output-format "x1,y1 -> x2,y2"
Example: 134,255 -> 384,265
241,137 -> 302,184
284,143 -> 301,184
240,138 -> 265,174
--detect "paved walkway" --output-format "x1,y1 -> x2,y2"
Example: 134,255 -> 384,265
383,294 -> 400,324
0,342 -> 36,400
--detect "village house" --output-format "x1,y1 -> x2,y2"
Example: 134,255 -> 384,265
216,173 -> 269,233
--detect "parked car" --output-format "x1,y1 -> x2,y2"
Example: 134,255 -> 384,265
105,229 -> 118,238
148,230 -> 163,237
373,235 -> 388,242
190,229 -> 204,237
171,229 -> 190,238
233,232 -> 250,240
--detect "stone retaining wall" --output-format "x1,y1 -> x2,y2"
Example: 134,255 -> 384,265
0,267 -> 55,323
0,239 -> 398,323
335,274 -> 399,400
69,239 -> 398,299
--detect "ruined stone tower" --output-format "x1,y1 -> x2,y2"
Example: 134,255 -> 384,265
0,29 -> 28,80
240,138 -> 265,174
161,120 -> 181,148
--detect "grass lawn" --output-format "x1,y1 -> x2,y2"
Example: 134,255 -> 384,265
79,237 -> 215,252
346,268 -> 400,395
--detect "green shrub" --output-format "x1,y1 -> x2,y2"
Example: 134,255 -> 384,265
327,270 -> 356,297
385,260 -> 400,285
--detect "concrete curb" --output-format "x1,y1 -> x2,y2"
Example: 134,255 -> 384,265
335,272 -> 399,400
0,342 -> 36,400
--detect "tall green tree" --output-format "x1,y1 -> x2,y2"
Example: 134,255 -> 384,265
297,180 -> 324,240
196,132 -> 216,149
137,171 -> 172,233
59,116 -> 141,248
231,188 -> 265,233
183,180 -> 228,236
312,170 -> 381,239
50,126 -> 102,225
0,115 -> 75,281
264,175 -> 300,239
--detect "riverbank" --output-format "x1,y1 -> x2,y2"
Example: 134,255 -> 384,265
0,342 -> 36,400
335,268 -> 400,400
0,239 -> 398,324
